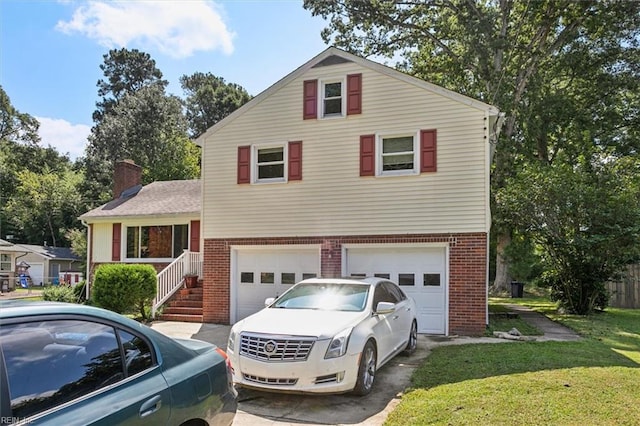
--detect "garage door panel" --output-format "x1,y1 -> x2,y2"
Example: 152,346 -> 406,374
345,247 -> 447,335
235,248 -> 320,321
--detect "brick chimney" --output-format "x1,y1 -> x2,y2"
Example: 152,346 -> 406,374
113,159 -> 142,199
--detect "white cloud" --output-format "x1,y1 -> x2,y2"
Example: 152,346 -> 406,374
56,0 -> 234,58
36,117 -> 91,161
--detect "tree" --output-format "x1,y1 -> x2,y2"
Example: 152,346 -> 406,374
497,159 -> 640,314
86,85 -> 200,187
303,0 -> 640,291
83,49 -> 197,205
0,85 -> 40,145
1,86 -> 79,242
5,167 -> 83,246
93,48 -> 167,123
180,72 -> 251,138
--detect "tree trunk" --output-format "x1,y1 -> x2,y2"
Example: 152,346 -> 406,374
491,231 -> 512,294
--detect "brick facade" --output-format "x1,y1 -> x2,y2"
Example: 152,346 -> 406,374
202,233 -> 487,336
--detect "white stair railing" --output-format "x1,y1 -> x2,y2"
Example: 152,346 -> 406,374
152,250 -> 203,318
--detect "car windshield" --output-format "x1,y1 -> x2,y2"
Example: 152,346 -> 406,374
271,283 -> 369,312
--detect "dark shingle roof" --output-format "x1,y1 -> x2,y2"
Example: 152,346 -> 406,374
80,180 -> 201,220
16,244 -> 80,261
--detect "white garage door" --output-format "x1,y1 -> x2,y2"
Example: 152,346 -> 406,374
233,247 -> 320,322
345,246 -> 447,334
27,263 -> 45,287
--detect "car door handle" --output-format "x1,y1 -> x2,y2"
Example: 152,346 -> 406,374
393,315 -> 399,320
140,395 -> 162,418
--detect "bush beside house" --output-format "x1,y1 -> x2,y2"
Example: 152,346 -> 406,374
92,264 -> 157,320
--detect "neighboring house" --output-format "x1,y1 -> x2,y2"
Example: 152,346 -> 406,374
196,47 -> 502,336
79,160 -> 201,281
0,238 -> 82,290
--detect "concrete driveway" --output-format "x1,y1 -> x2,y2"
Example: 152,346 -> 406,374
152,321 -> 434,425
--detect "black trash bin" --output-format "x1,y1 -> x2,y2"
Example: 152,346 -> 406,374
510,281 -> 524,298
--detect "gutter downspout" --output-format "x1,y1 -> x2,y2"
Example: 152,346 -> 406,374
81,219 -> 91,300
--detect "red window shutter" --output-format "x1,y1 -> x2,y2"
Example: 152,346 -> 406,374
303,79 -> 318,120
347,73 -> 362,115
237,145 -> 251,184
190,220 -> 200,252
360,134 -> 376,176
112,223 -> 121,261
420,129 -> 437,173
288,141 -> 303,181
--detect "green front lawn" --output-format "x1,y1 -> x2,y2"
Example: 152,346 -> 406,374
386,296 -> 640,425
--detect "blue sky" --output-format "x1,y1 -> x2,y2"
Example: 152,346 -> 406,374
1,0 -> 330,160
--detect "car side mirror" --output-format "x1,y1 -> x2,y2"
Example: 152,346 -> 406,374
375,301 -> 395,315
265,297 -> 275,307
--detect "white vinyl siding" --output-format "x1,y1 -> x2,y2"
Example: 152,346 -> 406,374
202,62 -> 489,239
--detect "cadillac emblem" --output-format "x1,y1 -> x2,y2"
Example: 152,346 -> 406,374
263,340 -> 277,355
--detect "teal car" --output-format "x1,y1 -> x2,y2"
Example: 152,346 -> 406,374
0,300 -> 237,425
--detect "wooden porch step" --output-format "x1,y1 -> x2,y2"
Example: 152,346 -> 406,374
157,313 -> 204,323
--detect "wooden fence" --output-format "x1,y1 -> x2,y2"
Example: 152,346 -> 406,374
606,264 -> 640,309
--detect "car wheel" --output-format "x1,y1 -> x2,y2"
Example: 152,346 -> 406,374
403,320 -> 418,356
353,340 -> 376,396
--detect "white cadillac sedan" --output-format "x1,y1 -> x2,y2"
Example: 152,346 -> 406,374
226,277 -> 418,395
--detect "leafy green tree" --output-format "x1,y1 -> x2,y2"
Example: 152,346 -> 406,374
0,85 -> 40,145
93,48 -> 167,123
303,0 -> 640,291
180,72 -> 251,138
83,49 -> 198,205
5,167 -> 83,246
497,159 -> 640,314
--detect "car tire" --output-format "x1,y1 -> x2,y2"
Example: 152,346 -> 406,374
353,340 -> 376,396
402,320 -> 418,356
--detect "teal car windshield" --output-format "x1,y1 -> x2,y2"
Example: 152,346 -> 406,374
272,283 -> 369,311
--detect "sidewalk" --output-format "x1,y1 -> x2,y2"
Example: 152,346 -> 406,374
505,303 -> 582,342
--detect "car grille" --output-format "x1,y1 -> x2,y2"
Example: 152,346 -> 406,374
239,333 -> 315,362
243,373 -> 297,386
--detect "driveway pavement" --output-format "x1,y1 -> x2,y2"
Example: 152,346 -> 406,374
151,308 -> 580,426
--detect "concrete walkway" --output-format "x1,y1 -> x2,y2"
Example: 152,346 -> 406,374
505,303 -> 582,342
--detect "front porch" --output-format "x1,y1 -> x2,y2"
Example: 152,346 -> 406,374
153,250 -> 203,322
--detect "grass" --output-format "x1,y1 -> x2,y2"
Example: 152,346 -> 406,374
385,291 -> 640,425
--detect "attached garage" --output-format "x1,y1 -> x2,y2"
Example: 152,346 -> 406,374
231,246 -> 321,322
343,244 -> 448,334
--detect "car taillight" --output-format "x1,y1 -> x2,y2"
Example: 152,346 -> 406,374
216,347 -> 234,384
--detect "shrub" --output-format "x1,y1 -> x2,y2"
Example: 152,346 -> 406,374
73,280 -> 87,303
43,285 -> 76,303
92,264 -> 157,320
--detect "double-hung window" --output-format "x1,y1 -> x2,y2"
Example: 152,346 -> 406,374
255,144 -> 285,183
1,254 -> 11,271
321,79 -> 344,118
378,133 -> 418,176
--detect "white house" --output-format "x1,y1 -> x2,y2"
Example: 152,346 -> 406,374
196,47 -> 502,336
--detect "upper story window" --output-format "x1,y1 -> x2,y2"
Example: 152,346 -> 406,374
1,253 -> 11,271
126,224 -> 188,259
322,80 -> 344,117
303,74 -> 361,120
256,145 -> 285,182
380,135 -> 417,175
238,141 -> 303,184
360,129 -> 437,177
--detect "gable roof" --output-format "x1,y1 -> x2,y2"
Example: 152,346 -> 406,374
15,244 -> 80,261
196,46 -> 500,143
1,239 -> 80,260
80,179 -> 201,221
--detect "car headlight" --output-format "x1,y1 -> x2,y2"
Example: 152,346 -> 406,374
227,330 -> 236,353
325,327 -> 353,359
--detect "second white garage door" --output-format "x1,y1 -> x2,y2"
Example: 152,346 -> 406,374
344,245 -> 448,334
232,247 -> 320,322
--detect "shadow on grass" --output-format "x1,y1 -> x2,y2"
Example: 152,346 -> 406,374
412,340 -> 639,389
